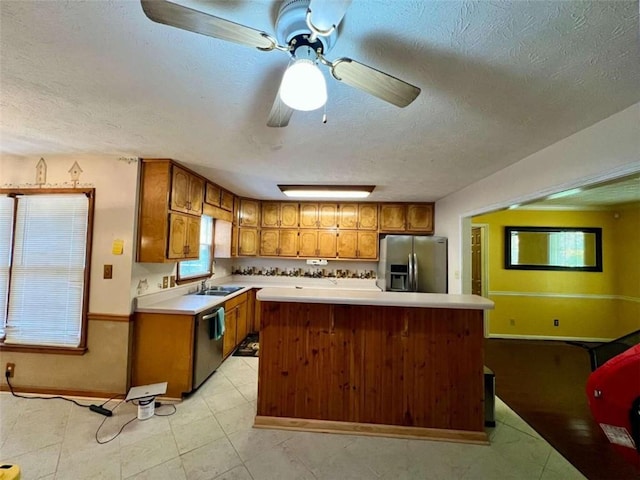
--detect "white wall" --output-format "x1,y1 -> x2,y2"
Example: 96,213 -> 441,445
435,103 -> 640,294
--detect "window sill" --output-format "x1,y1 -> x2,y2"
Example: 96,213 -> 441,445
0,343 -> 87,355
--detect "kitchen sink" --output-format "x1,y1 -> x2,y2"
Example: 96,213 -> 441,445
196,286 -> 244,296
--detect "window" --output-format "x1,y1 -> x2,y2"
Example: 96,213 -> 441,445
177,214 -> 213,282
0,190 -> 94,351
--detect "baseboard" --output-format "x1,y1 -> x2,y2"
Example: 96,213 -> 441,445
488,333 -> 614,343
254,416 -> 489,445
0,384 -> 124,400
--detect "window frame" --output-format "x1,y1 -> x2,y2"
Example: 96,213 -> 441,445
176,214 -> 214,284
0,188 -> 95,355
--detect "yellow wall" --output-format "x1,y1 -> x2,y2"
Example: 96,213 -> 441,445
473,206 -> 640,340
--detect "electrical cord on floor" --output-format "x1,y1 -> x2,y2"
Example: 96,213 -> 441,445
4,370 -> 120,411
95,398 -> 135,444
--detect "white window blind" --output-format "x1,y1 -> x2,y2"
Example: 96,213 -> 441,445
0,196 -> 14,339
3,194 -> 89,347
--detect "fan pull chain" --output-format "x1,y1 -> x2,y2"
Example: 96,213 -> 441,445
322,103 -> 327,124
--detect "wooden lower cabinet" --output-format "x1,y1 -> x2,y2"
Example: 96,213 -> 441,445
223,292 -> 249,357
131,312 -> 195,399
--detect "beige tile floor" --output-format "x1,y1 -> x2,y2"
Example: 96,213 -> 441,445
1,356 -> 586,480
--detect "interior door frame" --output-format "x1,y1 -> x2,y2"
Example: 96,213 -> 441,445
471,223 -> 490,335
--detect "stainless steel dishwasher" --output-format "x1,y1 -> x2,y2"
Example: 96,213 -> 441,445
193,305 -> 224,390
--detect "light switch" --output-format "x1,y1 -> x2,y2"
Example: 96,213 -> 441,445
103,265 -> 113,279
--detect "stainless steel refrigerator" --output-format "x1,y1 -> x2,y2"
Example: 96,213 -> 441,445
377,235 -> 448,293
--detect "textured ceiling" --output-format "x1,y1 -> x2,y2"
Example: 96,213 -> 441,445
1,0 -> 639,202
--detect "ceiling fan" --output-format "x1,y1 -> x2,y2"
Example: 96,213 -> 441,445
140,0 -> 421,127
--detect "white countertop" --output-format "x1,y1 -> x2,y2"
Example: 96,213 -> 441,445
134,277 -> 381,315
134,276 -> 493,314
257,287 -> 494,310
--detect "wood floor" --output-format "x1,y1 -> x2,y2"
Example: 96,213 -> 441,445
485,338 -> 640,480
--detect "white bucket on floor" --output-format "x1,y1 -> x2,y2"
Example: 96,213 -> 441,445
137,396 -> 155,420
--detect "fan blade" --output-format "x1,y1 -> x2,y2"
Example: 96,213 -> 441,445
140,0 -> 275,50
308,0 -> 352,31
267,88 -> 294,128
330,58 -> 421,107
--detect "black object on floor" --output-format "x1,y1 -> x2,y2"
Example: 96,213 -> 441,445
233,333 -> 259,357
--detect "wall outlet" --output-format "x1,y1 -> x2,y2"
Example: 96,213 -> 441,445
103,264 -> 113,279
5,363 -> 15,378
509,319 -> 515,326
553,319 -> 559,327
170,275 -> 176,288
162,276 -> 169,289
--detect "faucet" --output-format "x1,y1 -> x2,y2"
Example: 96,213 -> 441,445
201,280 -> 207,292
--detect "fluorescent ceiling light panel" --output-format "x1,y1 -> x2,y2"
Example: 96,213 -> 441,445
547,188 -> 583,200
278,185 -> 374,199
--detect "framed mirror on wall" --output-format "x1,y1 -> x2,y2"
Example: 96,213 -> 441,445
504,226 -> 603,272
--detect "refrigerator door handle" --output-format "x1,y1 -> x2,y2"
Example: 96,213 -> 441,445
413,253 -> 419,292
408,254 -> 414,291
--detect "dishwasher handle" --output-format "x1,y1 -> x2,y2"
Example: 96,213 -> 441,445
201,309 -> 220,322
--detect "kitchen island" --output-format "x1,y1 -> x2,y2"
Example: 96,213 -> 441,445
255,288 -> 494,444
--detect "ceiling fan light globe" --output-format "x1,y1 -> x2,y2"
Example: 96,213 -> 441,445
280,59 -> 327,111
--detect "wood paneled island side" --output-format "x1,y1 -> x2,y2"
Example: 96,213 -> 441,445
255,288 -> 495,444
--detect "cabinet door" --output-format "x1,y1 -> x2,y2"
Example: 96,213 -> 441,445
260,229 -> 279,256
406,204 -> 434,233
205,183 -> 221,207
236,301 -> 248,343
280,203 -> 299,228
317,230 -> 338,258
358,204 -> 378,230
223,308 -> 237,357
299,203 -> 318,228
167,213 -> 193,259
185,215 -> 201,258
357,231 -> 378,259
239,199 -> 259,227
338,204 -> 358,229
188,175 -> 204,215
318,204 -> 338,228
238,228 -> 258,256
279,229 -> 299,257
337,230 -> 358,258
299,230 -> 318,257
171,166 -> 192,214
220,190 -> 234,212
379,204 -> 406,231
261,203 -> 280,228
246,289 -> 256,333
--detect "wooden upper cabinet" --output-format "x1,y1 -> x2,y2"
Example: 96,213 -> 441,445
406,204 -> 434,233
379,203 -> 434,233
337,230 -> 378,259
137,159 -> 204,263
338,204 -> 358,229
238,199 -> 260,227
261,202 -> 299,228
339,203 -> 379,230
170,165 -> 203,216
238,228 -> 259,256
337,230 -> 357,258
220,190 -> 234,212
260,229 -> 298,256
298,230 -> 337,258
357,231 -> 378,259
317,230 -> 337,257
300,203 -> 338,228
205,182 -> 221,207
358,204 -> 378,230
167,213 -> 200,260
379,204 -> 406,232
